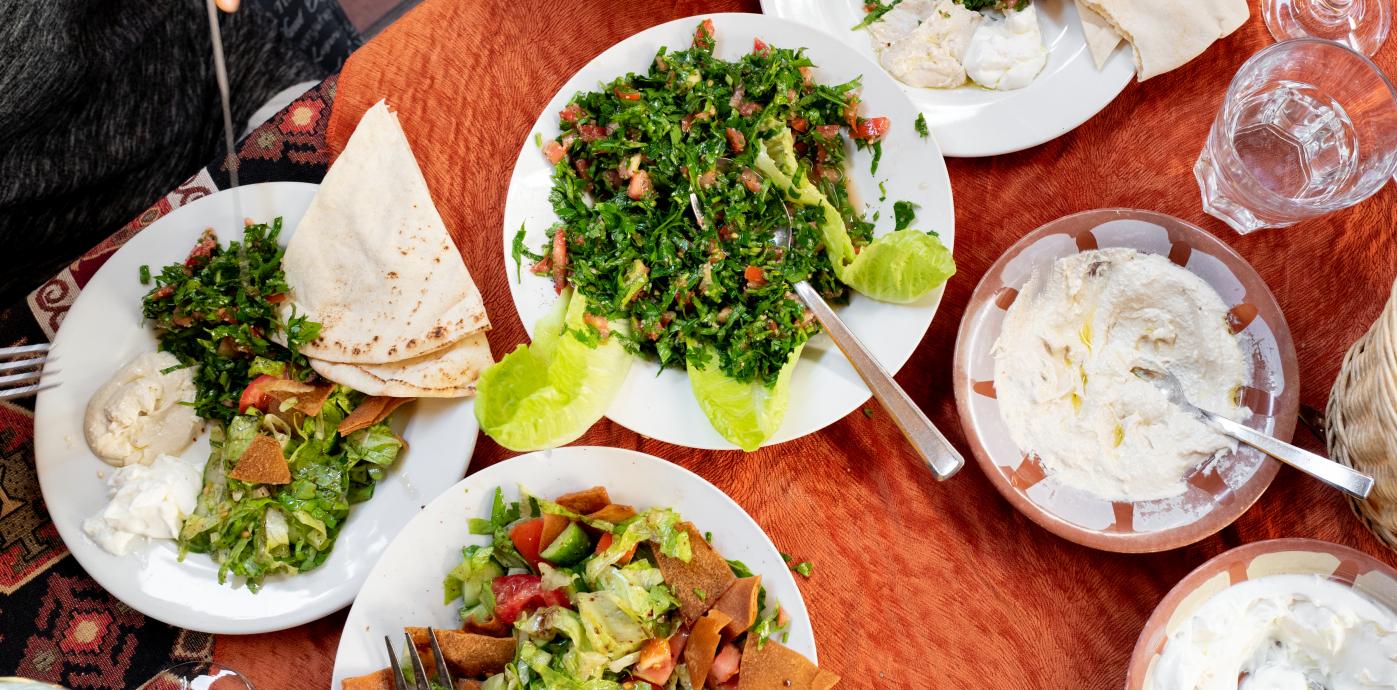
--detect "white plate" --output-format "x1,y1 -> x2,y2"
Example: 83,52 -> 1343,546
501,13 -> 955,450
331,446 -> 817,687
33,182 -> 479,634
760,0 -> 1137,157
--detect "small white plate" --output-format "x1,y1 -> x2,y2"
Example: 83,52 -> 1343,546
331,446 -> 817,687
501,13 -> 955,450
761,0 -> 1137,157
32,182 -> 478,634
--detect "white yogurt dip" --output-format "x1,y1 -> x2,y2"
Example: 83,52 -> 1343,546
1151,574 -> 1397,690
82,453 -> 202,556
84,351 -> 201,466
963,3 -> 1048,90
993,248 -> 1247,501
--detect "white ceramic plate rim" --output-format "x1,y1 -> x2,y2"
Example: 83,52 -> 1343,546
500,13 -> 956,450
759,0 -> 1137,157
331,445 -> 817,687
32,182 -> 479,634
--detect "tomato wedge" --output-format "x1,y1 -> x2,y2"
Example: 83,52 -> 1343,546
491,573 -> 570,626
632,638 -> 674,686
709,642 -> 741,684
851,116 -> 891,142
237,374 -> 278,414
509,517 -> 545,569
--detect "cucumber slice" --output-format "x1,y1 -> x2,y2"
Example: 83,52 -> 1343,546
539,522 -> 591,566
460,560 -> 504,607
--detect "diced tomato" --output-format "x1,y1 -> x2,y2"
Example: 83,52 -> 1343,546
777,605 -> 791,627
151,284 -> 175,299
799,65 -> 813,87
709,643 -> 741,684
627,169 -> 653,200
698,169 -> 718,189
753,37 -> 769,56
789,116 -> 809,133
594,532 -> 637,565
737,101 -> 762,117
725,127 -> 746,154
509,518 -> 545,569
851,116 -> 891,142
614,86 -> 642,101
744,265 -> 767,288
543,140 -> 567,165
491,573 -> 570,626
578,124 -> 607,141
632,638 -> 674,686
740,168 -> 763,194
668,627 -> 690,664
582,312 -> 611,341
237,374 -> 278,414
814,124 -> 841,140
843,94 -> 861,128
693,18 -> 715,49
530,258 -> 551,275
184,232 -> 218,268
559,103 -> 585,122
551,226 -> 569,293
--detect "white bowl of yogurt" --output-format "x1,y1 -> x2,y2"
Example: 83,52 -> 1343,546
953,209 -> 1300,552
1128,538 -> 1397,690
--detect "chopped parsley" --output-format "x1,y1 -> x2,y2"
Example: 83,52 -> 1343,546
852,0 -> 904,30
914,113 -> 928,138
893,200 -> 919,231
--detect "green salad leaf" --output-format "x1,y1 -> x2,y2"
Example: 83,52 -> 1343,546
474,289 -> 632,451
687,341 -> 805,451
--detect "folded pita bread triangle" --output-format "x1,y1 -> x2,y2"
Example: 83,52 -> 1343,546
1079,0 -> 1248,81
1075,0 -> 1123,69
310,332 -> 493,398
283,99 -> 489,364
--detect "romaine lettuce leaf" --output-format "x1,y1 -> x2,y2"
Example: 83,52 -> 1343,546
687,341 -> 804,452
475,289 -> 632,451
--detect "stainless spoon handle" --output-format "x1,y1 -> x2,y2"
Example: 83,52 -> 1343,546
793,281 -> 964,479
1207,412 -> 1374,499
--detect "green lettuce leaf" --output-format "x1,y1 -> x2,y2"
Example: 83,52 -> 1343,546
475,289 -> 632,451
687,341 -> 804,452
755,127 -> 956,303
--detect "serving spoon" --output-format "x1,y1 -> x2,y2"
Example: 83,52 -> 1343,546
1132,365 -> 1373,500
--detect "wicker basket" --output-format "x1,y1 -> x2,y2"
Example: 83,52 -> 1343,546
1327,279 -> 1397,552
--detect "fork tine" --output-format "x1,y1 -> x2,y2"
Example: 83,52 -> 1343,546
0,369 -> 46,387
0,343 -> 50,359
404,632 -> 431,690
0,356 -> 48,373
427,627 -> 454,689
384,636 -> 409,690
0,382 -> 58,401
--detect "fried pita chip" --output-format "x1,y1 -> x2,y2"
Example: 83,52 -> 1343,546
407,627 -> 515,678
341,668 -> 394,690
461,615 -> 511,637
655,523 -> 736,624
263,380 -> 336,417
228,435 -> 290,485
455,681 -> 483,690
685,608 -> 733,689
739,636 -> 840,689
714,575 -> 761,639
539,513 -> 570,553
338,396 -> 414,436
586,503 -> 638,524
554,486 -> 611,514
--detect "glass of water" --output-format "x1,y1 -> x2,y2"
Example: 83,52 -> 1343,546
1263,0 -> 1389,56
1196,39 -> 1397,235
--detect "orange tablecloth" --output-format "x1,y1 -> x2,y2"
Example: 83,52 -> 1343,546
219,1 -> 1397,686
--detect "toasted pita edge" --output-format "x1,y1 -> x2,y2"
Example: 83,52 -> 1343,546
264,380 -> 336,417
341,668 -> 393,690
586,503 -> 638,524
406,627 -> 515,678
228,435 -> 290,485
738,635 -> 839,690
714,575 -> 761,639
555,486 -> 611,514
338,396 -> 414,436
655,523 -> 737,624
685,608 -> 733,689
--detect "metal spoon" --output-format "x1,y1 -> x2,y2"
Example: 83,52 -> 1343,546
1132,365 -> 1373,500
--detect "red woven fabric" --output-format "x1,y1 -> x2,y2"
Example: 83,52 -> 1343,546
219,1 -> 1397,687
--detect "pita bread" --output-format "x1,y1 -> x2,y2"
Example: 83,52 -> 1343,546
283,99 -> 489,364
310,332 -> 493,398
554,486 -> 612,514
1074,0 -> 1122,69
1079,0 -> 1248,80
685,609 -> 733,688
713,575 -> 761,638
338,396 -> 414,436
654,523 -> 737,624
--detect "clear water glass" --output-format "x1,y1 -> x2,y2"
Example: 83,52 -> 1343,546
1264,0 -> 1390,56
1195,39 -> 1397,235
135,663 -> 255,690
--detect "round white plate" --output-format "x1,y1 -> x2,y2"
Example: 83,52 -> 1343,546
760,0 -> 1137,157
33,182 -> 479,634
501,13 -> 955,450
331,446 -> 817,687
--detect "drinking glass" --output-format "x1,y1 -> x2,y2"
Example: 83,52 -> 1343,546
1195,39 -> 1397,235
135,662 -> 255,690
1264,0 -> 1390,56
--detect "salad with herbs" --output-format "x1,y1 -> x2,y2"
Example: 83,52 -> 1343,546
345,485 -> 837,690
484,20 -> 955,452
141,222 -> 406,589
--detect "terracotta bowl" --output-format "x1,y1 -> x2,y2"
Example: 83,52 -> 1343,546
1126,538 -> 1397,689
952,209 -> 1299,552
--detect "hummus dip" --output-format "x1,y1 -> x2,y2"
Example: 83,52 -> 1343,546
84,351 -> 201,467
993,248 -> 1247,501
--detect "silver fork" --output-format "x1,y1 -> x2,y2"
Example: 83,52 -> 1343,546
385,628 -> 453,690
0,343 -> 55,401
